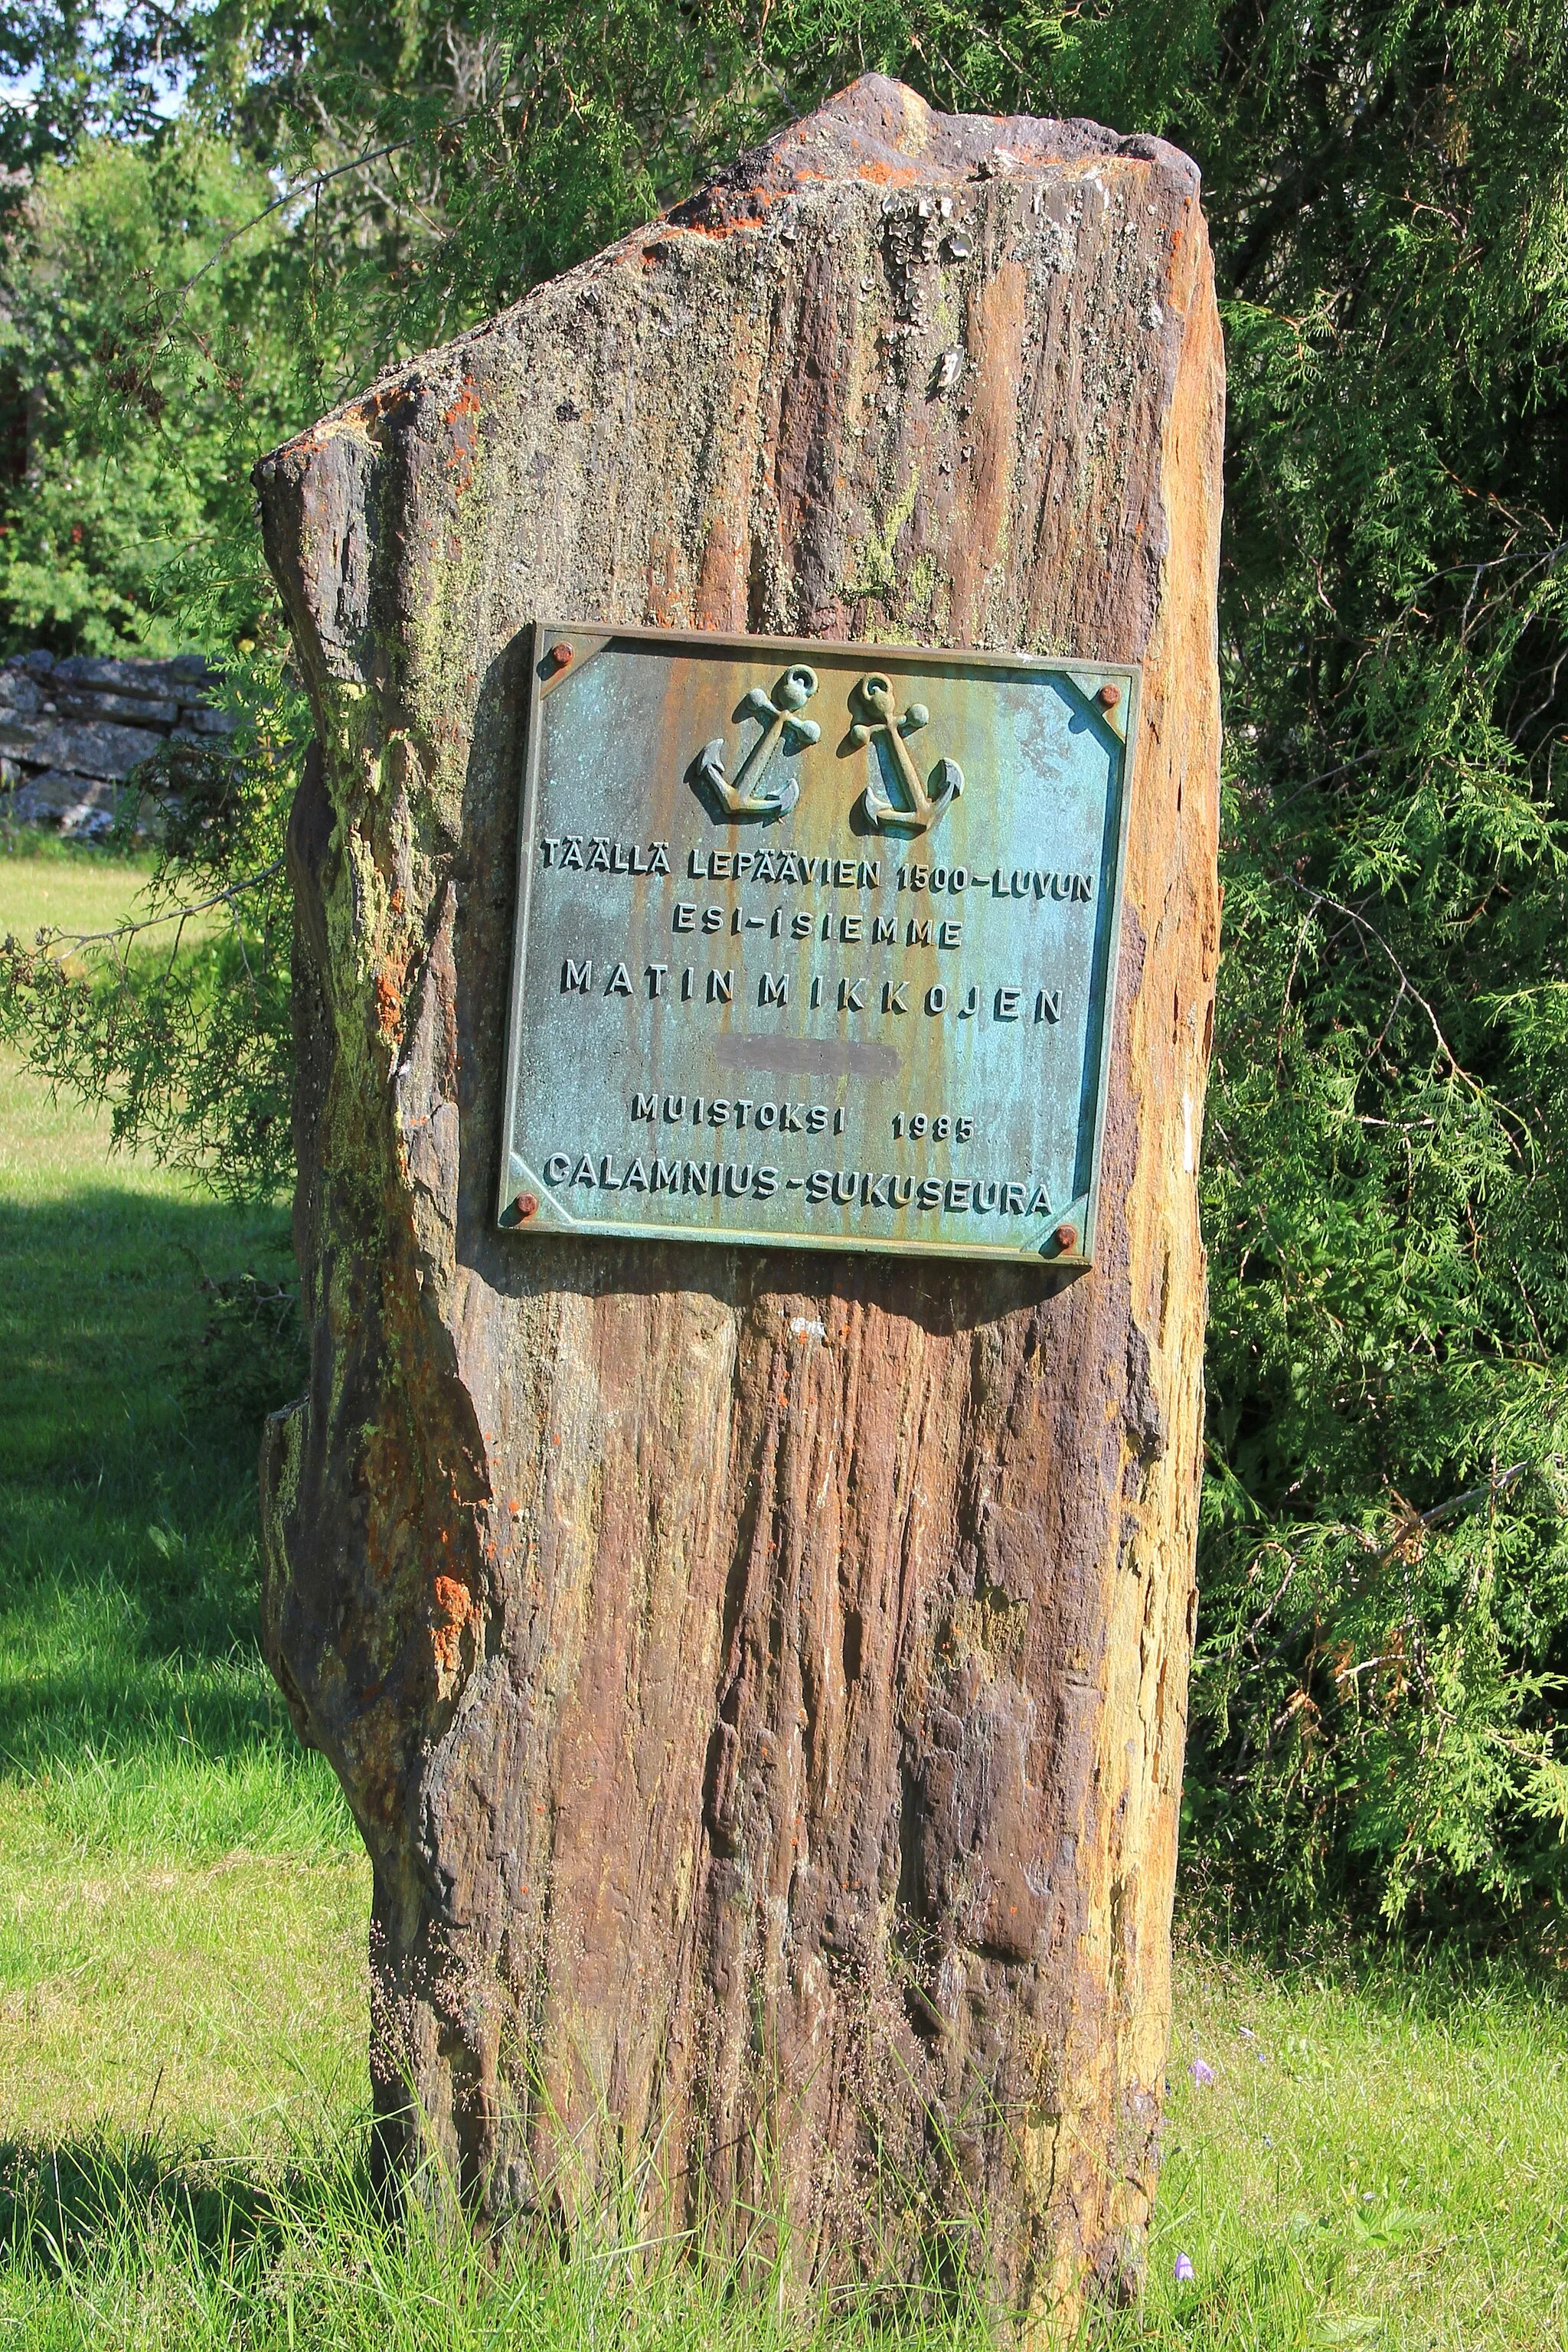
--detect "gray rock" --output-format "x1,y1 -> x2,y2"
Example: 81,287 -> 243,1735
0,718 -> 51,760
52,654 -> 201,701
8,771 -> 111,824
0,644 -> 218,830
11,769 -> 158,837
174,704 -> 238,735
15,718 -> 165,780
55,685 -> 179,727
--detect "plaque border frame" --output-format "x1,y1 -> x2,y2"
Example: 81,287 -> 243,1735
497,621 -> 1140,1266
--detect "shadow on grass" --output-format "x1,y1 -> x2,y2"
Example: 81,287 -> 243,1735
0,2130 -> 1004,2350
0,1188 -> 346,1847
0,2128 -> 1328,2352
0,2128 -> 405,2316
0,2132 -> 315,2267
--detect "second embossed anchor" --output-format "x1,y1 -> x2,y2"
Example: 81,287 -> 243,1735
848,674 -> 963,836
697,666 -> 820,819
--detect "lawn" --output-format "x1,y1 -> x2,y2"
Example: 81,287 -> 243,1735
0,837 -> 1562,2347
0,835 -> 366,2158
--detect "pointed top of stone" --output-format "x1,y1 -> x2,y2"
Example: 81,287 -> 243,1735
668,72 -> 1200,235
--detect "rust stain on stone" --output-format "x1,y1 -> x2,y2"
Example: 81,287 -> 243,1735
431,1573 -> 476,1677
374,965 -> 403,1044
444,380 -> 482,495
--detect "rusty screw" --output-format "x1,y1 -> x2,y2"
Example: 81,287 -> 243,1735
1054,1221 -> 1079,1253
549,641 -> 573,670
514,1191 -> 539,1222
1097,682 -> 1121,709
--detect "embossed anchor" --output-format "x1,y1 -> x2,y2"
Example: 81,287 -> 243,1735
848,674 -> 963,836
697,666 -> 820,819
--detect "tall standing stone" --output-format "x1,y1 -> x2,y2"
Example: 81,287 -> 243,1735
256,74 -> 1222,2327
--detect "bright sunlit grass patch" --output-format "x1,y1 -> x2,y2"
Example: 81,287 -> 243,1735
1093,1948 -> 1568,2352
0,1065 -> 350,1860
0,1844 -> 367,2148
0,831 -> 161,951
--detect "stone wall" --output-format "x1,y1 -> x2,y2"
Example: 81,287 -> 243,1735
0,648 -> 234,838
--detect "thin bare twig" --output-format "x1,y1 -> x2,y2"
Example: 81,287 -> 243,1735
178,142 -> 417,299
11,858 -> 286,966
1282,877 -> 1481,1092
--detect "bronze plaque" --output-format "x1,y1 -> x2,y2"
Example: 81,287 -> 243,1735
498,624 -> 1135,1263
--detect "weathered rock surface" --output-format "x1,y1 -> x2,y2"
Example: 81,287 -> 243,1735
0,647 -> 221,834
7,769 -> 123,829
255,74 -> 1223,2329
52,652 -> 209,698
54,688 -> 181,727
3,714 -> 166,779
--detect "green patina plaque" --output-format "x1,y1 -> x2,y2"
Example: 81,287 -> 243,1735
498,623 -> 1136,1263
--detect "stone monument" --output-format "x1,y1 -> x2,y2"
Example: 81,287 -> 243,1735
256,74 -> 1223,2327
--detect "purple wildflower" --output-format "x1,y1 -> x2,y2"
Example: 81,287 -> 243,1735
1191,2058 -> 1215,2086
1174,2252 -> 1196,2284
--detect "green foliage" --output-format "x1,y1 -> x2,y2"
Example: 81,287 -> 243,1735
0,662 -> 301,1199
9,0 -> 1568,1939
0,5 -> 200,186
0,128 -> 327,653
181,1265 -> 309,1440
1134,0 -> 1568,1934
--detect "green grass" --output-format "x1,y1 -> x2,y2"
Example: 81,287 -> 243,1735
0,832 -> 366,2153
0,838 -> 349,1851
0,828 -> 167,942
0,840 -> 1563,2347
0,1955 -> 1562,2352
1116,1949 -> 1568,2350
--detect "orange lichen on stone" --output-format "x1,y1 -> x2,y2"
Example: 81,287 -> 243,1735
444,380 -> 482,495
374,965 -> 403,1044
430,1573 -> 475,1677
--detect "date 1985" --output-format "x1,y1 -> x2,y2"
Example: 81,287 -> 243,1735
892,1113 -> 975,1141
